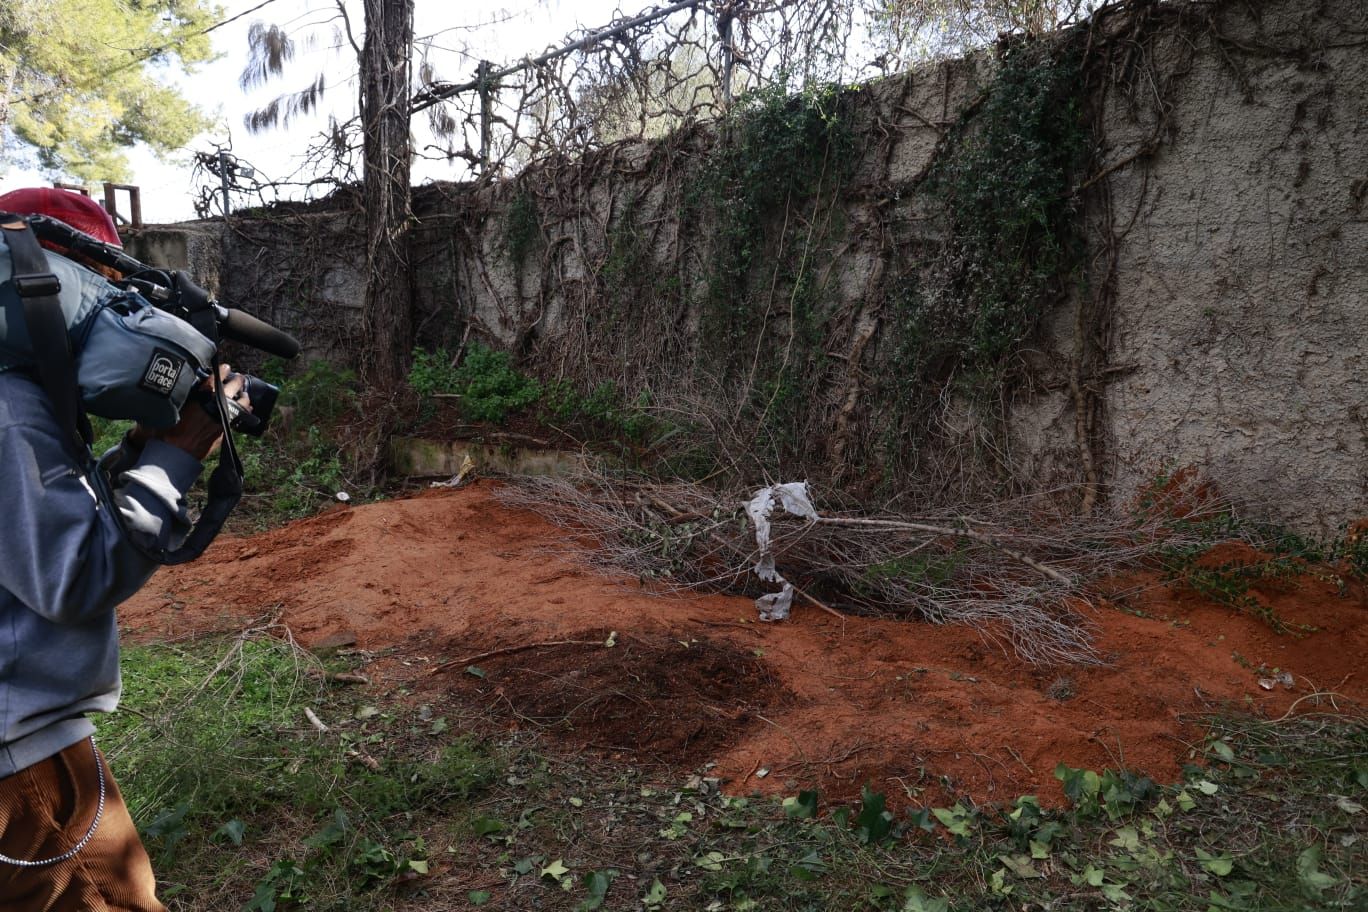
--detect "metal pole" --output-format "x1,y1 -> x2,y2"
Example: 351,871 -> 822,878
218,150 -> 232,218
718,2 -> 738,109
477,60 -> 492,173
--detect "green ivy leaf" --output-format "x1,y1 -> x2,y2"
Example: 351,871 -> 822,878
694,851 -> 726,871
472,816 -> 506,836
1000,854 -> 1040,878
1195,847 -> 1234,877
1109,826 -> 1141,852
902,884 -> 950,912
468,890 -> 491,905
643,878 -> 667,908
856,786 -> 895,844
1209,740 -> 1236,763
1101,882 -> 1132,903
931,804 -> 974,837
576,869 -> 615,911
1296,846 -> 1338,894
783,789 -> 819,819
211,819 -> 246,846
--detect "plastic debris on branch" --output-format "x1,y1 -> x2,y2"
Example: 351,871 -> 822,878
745,482 -> 818,621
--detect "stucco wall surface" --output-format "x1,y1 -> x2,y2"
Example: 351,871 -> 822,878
125,0 -> 1368,532
1097,0 -> 1367,530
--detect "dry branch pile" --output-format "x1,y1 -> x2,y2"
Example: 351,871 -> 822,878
498,473 -> 1211,666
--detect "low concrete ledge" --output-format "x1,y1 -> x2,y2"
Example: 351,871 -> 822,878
392,436 -> 608,479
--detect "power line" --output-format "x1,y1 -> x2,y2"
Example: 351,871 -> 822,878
203,0 -> 290,38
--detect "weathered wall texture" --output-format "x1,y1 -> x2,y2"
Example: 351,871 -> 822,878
128,0 -> 1367,532
1094,0 -> 1368,531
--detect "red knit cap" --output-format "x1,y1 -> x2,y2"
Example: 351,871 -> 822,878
0,187 -> 122,247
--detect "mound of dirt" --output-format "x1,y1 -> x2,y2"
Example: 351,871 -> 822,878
121,483 -> 1367,806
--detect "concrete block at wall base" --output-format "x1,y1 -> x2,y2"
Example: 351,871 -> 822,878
392,436 -> 611,479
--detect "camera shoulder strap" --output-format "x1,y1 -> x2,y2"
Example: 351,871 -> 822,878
155,365 -> 244,565
0,215 -> 93,462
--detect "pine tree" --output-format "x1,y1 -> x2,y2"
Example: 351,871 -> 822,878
0,0 -> 220,181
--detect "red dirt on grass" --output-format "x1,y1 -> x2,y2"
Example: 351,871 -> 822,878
121,483 -> 1367,807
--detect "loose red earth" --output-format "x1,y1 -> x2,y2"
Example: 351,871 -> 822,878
121,483 -> 1366,806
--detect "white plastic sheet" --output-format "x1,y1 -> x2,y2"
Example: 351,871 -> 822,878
746,482 -> 819,620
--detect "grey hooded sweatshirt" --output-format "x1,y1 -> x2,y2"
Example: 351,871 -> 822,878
0,370 -> 202,778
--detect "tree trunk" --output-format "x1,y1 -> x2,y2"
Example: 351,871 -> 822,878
359,0 -> 414,392
0,63 -> 19,144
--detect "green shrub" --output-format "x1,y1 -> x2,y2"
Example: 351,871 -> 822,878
409,343 -> 542,423
407,347 -> 463,398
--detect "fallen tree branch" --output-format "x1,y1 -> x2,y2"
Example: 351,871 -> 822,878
645,492 -> 845,622
304,706 -> 330,732
495,473 -> 1227,666
814,516 -> 1072,585
430,639 -> 604,674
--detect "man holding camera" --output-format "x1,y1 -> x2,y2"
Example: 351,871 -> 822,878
0,189 -> 248,911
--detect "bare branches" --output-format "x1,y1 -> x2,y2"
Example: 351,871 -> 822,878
496,473 -> 1207,666
221,1 -> 1122,201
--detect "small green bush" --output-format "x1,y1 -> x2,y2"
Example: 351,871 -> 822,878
409,343 -> 542,423
407,347 -> 463,399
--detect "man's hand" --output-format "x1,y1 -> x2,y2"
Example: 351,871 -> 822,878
130,365 -> 252,462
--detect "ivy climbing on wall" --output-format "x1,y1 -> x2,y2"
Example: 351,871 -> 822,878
457,42 -> 1093,493
871,39 -> 1089,493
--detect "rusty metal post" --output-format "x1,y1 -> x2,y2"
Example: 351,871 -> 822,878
101,183 -> 143,228
477,59 -> 493,173
127,186 -> 142,228
718,2 -> 736,109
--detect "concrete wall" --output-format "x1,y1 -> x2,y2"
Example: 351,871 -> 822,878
125,0 -> 1368,533
1097,0 -> 1368,531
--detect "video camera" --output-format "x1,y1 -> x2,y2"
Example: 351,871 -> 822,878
24,214 -> 299,437
4,213 -> 302,566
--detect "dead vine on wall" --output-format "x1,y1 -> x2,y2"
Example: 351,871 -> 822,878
192,0 -> 1368,515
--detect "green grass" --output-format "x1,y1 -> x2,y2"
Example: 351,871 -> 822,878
100,633 -> 1365,911
101,633 -> 499,910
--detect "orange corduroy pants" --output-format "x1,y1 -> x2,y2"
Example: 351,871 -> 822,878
0,739 -> 164,912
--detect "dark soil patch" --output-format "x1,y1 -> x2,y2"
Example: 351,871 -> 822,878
445,630 -> 786,766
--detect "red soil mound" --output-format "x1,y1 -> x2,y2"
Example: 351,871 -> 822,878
121,483 -> 1366,806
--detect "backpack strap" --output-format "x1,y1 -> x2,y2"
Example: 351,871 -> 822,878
0,215 -> 92,462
